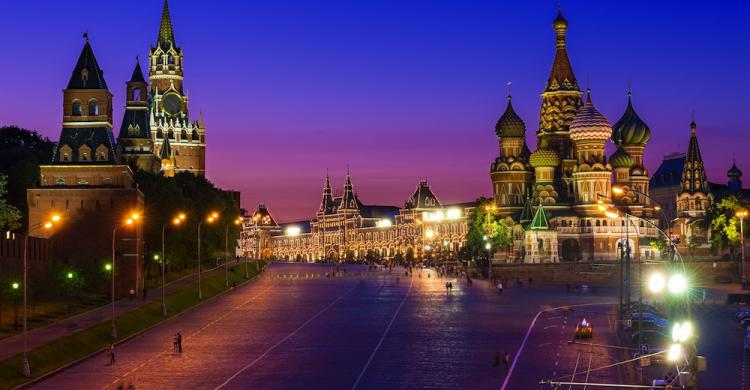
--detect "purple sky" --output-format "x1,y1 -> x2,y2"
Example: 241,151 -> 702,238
1,1 -> 748,222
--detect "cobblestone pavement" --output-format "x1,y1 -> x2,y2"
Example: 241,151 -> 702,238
33,263 -> 618,389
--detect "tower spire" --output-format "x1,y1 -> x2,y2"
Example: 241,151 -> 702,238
547,6 -> 577,91
157,0 -> 175,48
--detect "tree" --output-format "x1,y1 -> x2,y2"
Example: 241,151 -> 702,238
0,175 -> 21,230
0,126 -> 54,230
464,197 -> 512,260
705,195 -> 749,257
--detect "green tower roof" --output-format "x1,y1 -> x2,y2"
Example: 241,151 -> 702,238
530,201 -> 549,230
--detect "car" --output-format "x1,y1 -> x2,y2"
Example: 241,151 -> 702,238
736,310 -> 750,321
741,318 -> 750,329
624,318 -> 668,332
575,318 -> 593,339
627,312 -> 668,326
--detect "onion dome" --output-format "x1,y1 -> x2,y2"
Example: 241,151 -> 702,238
552,9 -> 568,30
569,91 -> 612,142
495,96 -> 526,138
612,93 -> 651,146
609,146 -> 634,168
529,148 -> 560,168
728,162 -> 742,180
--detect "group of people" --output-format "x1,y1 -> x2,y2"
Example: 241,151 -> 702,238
493,351 -> 511,373
173,332 -> 183,353
444,281 -> 454,294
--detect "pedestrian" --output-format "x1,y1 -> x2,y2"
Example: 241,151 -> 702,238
109,344 -> 116,365
445,282 -> 450,294
528,277 -> 533,286
177,332 -> 183,353
493,352 -> 500,368
173,333 -> 178,352
497,282 -> 503,295
503,352 -> 510,372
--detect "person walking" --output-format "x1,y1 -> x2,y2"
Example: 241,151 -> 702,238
109,344 -> 116,365
497,282 -> 503,295
493,352 -> 501,369
445,282 -> 450,294
173,334 -> 179,352
177,332 -> 183,353
503,352 -> 511,373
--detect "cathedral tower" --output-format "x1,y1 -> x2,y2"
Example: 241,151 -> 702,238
612,92 -> 653,215
569,91 -> 613,215
117,60 -> 161,173
537,9 -> 584,198
149,0 -> 206,176
491,95 -> 533,213
676,121 -> 712,217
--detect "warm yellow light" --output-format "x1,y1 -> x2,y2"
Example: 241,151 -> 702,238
173,218 -> 181,225
211,211 -> 220,218
667,343 -> 683,362
425,229 -> 434,239
446,208 -> 461,220
425,244 -> 431,251
612,186 -> 624,194
597,204 -> 607,211
485,243 -> 492,250
179,213 -> 187,220
654,205 -> 662,211
376,219 -> 392,228
125,218 -> 134,225
131,212 -> 140,220
604,211 -> 619,219
668,273 -> 688,294
43,222 -> 53,229
672,321 -> 693,343
647,273 -> 665,293
737,210 -> 748,218
597,199 -> 604,205
207,216 -> 215,223
51,214 -> 62,222
286,226 -> 301,236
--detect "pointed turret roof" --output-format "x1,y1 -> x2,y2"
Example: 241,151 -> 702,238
157,0 -> 176,49
318,175 -> 335,215
530,201 -> 550,230
405,180 -> 442,209
680,121 -> 710,194
339,172 -> 360,211
546,8 -> 578,91
160,137 -> 172,159
130,60 -> 146,83
67,35 -> 108,90
519,197 -> 533,224
251,203 -> 279,228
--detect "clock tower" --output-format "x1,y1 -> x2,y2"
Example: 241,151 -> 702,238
148,0 -> 206,176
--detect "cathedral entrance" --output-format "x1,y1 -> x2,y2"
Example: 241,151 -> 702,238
561,239 -> 580,262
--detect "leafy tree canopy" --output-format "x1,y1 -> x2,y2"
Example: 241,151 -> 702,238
463,197 -> 513,260
705,195 -> 749,251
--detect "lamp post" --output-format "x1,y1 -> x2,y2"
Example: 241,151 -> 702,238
197,211 -> 219,299
19,214 -> 61,377
737,210 -> 748,284
224,217 -> 243,287
161,213 -> 186,315
111,212 -> 140,339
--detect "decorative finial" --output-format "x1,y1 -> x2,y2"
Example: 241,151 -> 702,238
585,88 -> 592,104
83,31 -> 89,42
506,81 -> 512,100
626,76 -> 632,97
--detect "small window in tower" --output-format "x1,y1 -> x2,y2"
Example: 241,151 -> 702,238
63,153 -> 70,162
88,99 -> 99,116
56,178 -> 65,185
168,55 -> 174,65
168,130 -> 175,139
72,100 -> 82,116
157,130 -> 163,139
81,153 -> 89,161
132,88 -> 141,101
98,152 -> 106,161
192,130 -> 199,142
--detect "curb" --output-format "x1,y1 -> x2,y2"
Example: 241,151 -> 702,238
12,263 -> 268,390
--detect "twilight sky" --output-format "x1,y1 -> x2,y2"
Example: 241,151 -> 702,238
1,1 -> 748,222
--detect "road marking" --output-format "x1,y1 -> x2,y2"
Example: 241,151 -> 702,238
500,302 -> 614,390
569,352 -> 581,390
214,283 -> 358,389
538,342 -> 552,348
351,278 -> 413,390
544,325 -> 558,330
583,352 -> 593,390
104,281 -> 279,389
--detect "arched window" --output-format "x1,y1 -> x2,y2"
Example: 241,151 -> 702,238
181,130 -> 188,140
88,99 -> 99,116
56,178 -> 65,185
168,55 -> 174,64
192,130 -> 199,142
168,130 -> 175,139
72,100 -> 82,116
156,130 -> 163,139
132,88 -> 141,101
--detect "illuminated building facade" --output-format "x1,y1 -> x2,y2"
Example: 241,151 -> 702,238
490,9 -> 660,263
238,177 -> 470,262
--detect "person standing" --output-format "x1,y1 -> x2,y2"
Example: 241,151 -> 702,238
109,344 -> 115,365
173,334 -> 178,352
497,282 -> 503,295
177,332 -> 183,353
503,352 -> 510,373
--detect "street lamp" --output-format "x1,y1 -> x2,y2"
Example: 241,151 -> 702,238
111,211 -> 141,339
648,273 -> 666,294
225,216 -> 243,287
737,209 -> 748,284
21,213 -> 61,377
161,212 -> 186,315
197,211 -> 219,299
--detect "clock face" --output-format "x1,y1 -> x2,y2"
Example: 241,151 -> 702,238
163,93 -> 182,116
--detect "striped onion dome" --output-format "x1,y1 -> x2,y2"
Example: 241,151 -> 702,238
495,96 -> 526,138
569,91 -> 612,142
529,148 -> 560,168
609,146 -> 634,168
612,93 -> 651,146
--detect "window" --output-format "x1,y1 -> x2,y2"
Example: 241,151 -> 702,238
98,152 -> 106,161
56,178 -> 65,185
132,88 -> 141,101
168,130 -> 175,139
192,130 -> 199,141
81,153 -> 89,161
157,130 -> 163,139
63,153 -> 70,162
181,130 -> 187,140
88,99 -> 99,116
103,178 -> 112,185
72,100 -> 82,116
